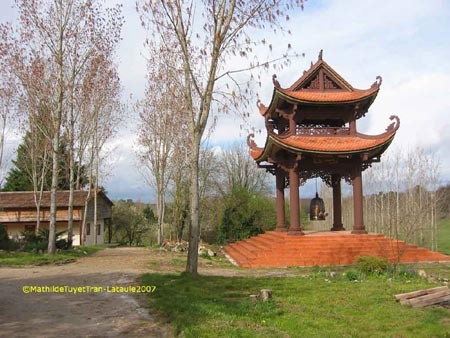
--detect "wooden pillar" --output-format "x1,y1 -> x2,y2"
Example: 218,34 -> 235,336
330,174 -> 344,231
351,165 -> 367,234
349,119 -> 356,136
275,168 -> 287,232
288,168 -> 303,235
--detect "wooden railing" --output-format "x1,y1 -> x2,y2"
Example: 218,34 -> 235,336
295,127 -> 350,136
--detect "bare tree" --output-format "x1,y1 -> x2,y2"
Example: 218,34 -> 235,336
138,0 -> 304,274
0,101 -> 9,187
0,25 -> 15,188
65,1 -> 123,247
137,42 -> 188,246
26,118 -> 52,234
79,52 -> 123,246
1,0 -> 81,253
1,0 -> 123,252
218,142 -> 269,196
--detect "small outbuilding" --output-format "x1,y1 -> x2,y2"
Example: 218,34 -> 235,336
0,190 -> 113,246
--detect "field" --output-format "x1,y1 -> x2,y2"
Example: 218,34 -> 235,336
142,271 -> 450,338
139,221 -> 450,338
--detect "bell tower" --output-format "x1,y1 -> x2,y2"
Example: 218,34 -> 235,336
247,50 -> 400,235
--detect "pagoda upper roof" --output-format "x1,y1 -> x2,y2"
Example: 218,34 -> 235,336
258,50 -> 381,116
248,116 -> 400,161
277,87 -> 379,104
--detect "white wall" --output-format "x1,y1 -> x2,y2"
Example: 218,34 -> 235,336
83,220 -> 104,246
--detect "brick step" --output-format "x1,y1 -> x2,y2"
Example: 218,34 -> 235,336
242,240 -> 273,252
224,231 -> 450,268
227,244 -> 257,259
223,247 -> 250,264
282,239 -> 391,245
282,243 -> 392,249
258,232 -> 286,241
251,237 -> 281,247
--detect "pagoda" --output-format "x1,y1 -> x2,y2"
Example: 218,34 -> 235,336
247,50 -> 400,235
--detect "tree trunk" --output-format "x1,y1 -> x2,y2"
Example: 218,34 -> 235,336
186,133 -> 201,274
156,178 -> 165,246
68,148 -> 75,247
93,157 -> 98,245
67,91 -> 75,248
48,5 -> 65,254
48,131 -> 60,254
36,204 -> 41,234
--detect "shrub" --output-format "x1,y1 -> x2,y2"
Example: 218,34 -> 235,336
21,228 -> 68,252
343,270 -> 360,281
396,267 -> 418,279
356,256 -> 391,276
0,224 -> 19,251
217,187 -> 276,244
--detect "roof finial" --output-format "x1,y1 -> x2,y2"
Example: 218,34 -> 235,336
318,49 -> 323,61
376,75 -> 382,86
371,75 -> 383,88
310,61 -> 313,68
272,74 -> 280,88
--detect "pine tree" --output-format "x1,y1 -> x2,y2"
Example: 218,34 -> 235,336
2,134 -> 87,191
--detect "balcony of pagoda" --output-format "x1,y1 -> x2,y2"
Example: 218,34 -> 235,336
295,126 -> 350,137
266,124 -> 351,138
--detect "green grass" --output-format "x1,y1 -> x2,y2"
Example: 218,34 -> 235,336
439,219 -> 450,255
0,246 -> 104,266
142,272 -> 450,338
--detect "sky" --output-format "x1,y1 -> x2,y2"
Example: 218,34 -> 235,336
1,0 -> 450,202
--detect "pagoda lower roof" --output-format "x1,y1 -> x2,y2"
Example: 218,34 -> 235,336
275,132 -> 393,153
249,127 -> 398,161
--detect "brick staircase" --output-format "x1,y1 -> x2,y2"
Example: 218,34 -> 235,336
223,231 -> 450,268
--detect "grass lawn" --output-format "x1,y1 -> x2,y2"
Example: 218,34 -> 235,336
439,219 -> 450,255
142,272 -> 450,338
0,246 -> 103,266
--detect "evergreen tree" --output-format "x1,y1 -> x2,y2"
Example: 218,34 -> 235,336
2,134 -> 87,191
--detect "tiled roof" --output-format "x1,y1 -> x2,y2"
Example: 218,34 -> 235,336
250,148 -> 264,160
272,133 -> 394,153
279,87 -> 379,103
0,190 -> 112,209
286,58 -> 354,92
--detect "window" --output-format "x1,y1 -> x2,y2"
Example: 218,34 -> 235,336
86,223 -> 91,236
97,224 -> 101,236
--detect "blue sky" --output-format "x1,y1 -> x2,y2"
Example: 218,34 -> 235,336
1,0 -> 450,202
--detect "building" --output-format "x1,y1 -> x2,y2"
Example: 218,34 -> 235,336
246,50 -> 399,234
0,190 -> 113,246
224,51 -> 449,267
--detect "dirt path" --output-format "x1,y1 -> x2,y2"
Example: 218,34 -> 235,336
0,247 -> 171,338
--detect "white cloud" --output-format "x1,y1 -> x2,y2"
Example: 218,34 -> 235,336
2,0 -> 450,199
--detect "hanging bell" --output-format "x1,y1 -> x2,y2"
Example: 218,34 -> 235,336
310,192 -> 326,221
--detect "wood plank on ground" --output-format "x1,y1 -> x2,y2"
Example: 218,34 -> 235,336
395,286 -> 450,308
394,286 -> 448,302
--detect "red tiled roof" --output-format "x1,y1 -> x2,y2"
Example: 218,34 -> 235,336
278,87 -> 379,103
0,190 -> 112,209
250,148 -> 264,160
272,133 -> 394,153
287,58 -> 354,92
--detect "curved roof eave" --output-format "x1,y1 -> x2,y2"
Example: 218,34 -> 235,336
269,133 -> 396,156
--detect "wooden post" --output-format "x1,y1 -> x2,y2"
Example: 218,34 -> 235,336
288,168 -> 303,235
275,168 -> 287,232
352,165 -> 367,234
349,119 -> 356,136
331,174 -> 344,231
260,289 -> 273,301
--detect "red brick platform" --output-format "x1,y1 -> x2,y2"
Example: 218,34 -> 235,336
223,231 -> 450,268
